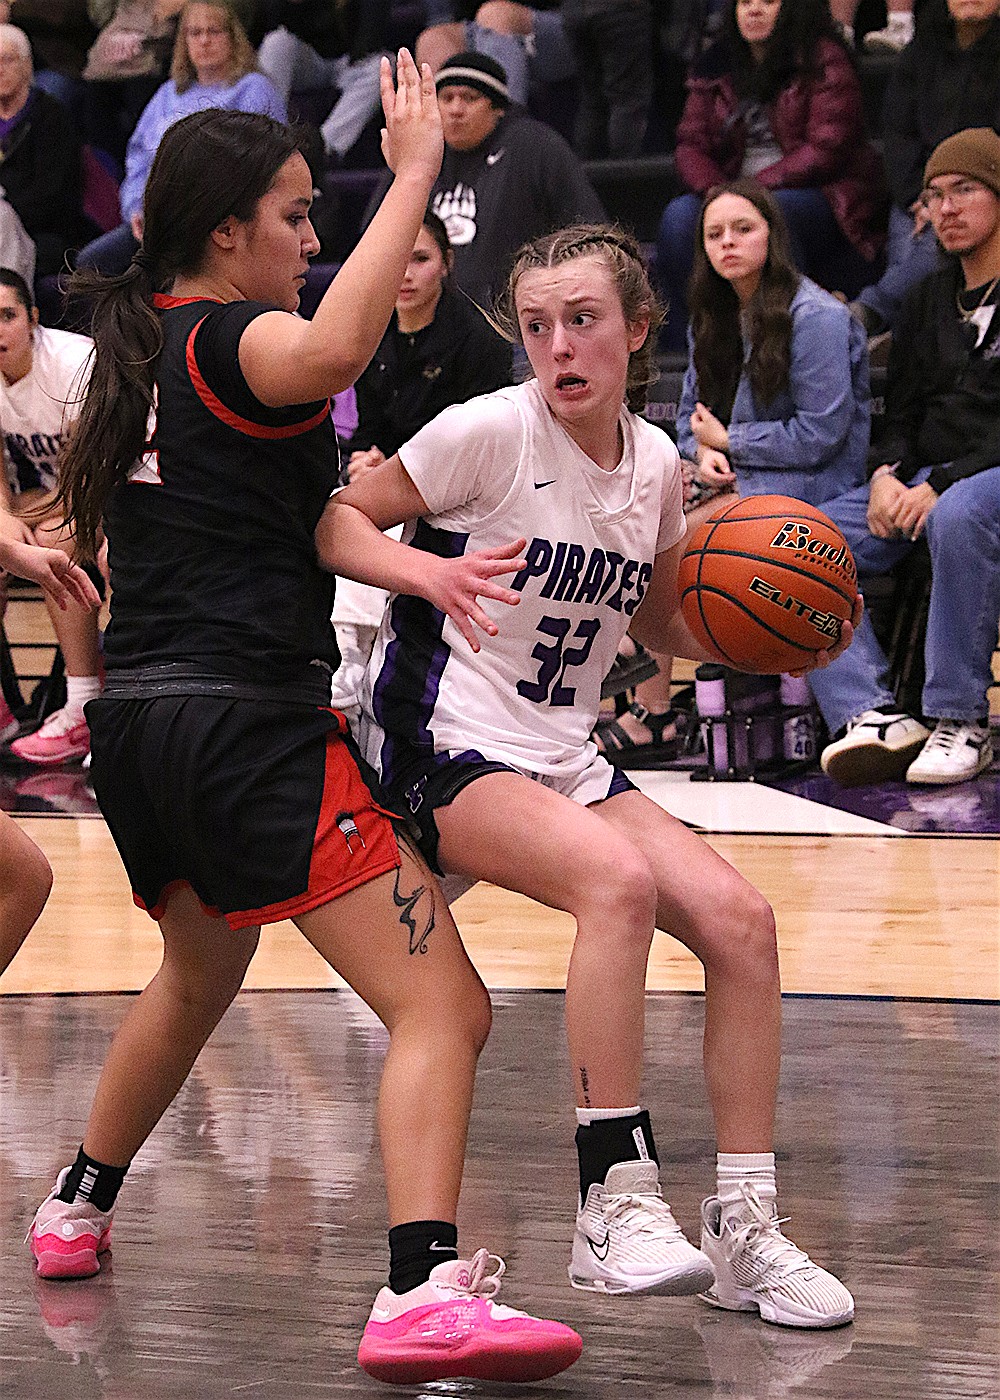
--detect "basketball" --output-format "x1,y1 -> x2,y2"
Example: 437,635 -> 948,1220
678,495 -> 858,673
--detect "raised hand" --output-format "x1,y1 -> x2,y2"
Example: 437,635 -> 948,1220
379,48 -> 443,187
424,538 -> 527,652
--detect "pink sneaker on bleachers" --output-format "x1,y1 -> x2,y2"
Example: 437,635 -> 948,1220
358,1248 -> 583,1384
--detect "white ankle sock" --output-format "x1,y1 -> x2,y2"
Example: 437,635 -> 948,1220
64,675 -> 102,715
575,1104 -> 641,1126
717,1151 -> 776,1221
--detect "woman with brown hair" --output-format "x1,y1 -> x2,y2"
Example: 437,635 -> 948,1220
600,180 -> 869,761
77,0 -> 285,275
656,0 -> 886,347
26,62 -> 582,1385
321,220 -> 858,1329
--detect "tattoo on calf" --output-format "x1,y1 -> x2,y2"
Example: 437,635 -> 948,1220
393,868 -> 435,956
580,1065 -> 591,1108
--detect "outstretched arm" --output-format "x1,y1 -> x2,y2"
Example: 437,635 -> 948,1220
239,50 -> 444,406
316,456 -> 525,652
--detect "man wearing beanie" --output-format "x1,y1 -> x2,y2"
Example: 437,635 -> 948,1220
362,52 -> 603,310
813,127 -> 1000,786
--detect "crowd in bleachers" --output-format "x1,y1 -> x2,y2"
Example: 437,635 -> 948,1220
0,0 -> 998,790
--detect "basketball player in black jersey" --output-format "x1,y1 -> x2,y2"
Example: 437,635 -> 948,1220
26,58 -> 581,1386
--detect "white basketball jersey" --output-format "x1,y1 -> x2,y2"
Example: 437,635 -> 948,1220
359,379 -> 684,783
0,327 -> 92,495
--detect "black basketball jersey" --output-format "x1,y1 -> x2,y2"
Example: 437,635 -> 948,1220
102,295 -> 341,690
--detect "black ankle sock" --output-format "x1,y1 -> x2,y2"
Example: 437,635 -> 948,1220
57,1146 -> 129,1213
388,1220 -> 458,1295
575,1109 -> 659,1199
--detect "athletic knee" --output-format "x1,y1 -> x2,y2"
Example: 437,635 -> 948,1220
698,879 -> 777,977
577,850 -> 658,945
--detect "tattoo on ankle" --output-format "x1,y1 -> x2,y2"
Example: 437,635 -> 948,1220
393,869 -> 435,956
579,1065 -> 591,1107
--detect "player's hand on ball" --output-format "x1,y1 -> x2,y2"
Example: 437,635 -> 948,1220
426,538 -> 526,652
786,592 -> 864,676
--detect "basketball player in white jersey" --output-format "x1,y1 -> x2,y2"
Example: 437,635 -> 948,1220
318,225 -> 857,1330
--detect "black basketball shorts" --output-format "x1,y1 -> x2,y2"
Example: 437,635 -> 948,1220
86,695 -> 400,930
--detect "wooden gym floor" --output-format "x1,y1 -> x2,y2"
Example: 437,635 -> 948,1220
1,593 -> 998,1399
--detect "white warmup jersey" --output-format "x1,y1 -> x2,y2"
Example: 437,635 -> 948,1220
0,327 -> 93,496
359,379 -> 685,784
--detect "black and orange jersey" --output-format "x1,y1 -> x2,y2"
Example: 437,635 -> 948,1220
102,295 -> 341,690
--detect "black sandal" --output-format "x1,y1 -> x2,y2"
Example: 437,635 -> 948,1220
594,703 -> 684,769
600,643 -> 660,700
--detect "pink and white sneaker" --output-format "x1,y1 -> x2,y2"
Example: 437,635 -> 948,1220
28,1168 -> 114,1280
358,1248 -> 583,1385
10,707 -> 90,765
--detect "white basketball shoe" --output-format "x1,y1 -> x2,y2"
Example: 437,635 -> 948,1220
699,1184 -> 854,1328
570,1160 -> 715,1295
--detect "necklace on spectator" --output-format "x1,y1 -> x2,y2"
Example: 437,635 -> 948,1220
956,276 -> 1000,323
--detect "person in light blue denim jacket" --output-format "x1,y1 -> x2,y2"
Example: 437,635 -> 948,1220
597,178 -> 869,762
676,179 -> 870,511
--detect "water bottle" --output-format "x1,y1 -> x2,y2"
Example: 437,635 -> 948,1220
780,673 -> 816,763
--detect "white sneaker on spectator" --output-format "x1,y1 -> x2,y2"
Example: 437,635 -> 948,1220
699,1186 -> 854,1329
905,719 -> 993,786
862,12 -> 914,51
820,708 -> 929,786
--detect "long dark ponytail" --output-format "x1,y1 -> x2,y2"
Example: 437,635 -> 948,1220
689,179 -> 799,421
54,108 -> 300,559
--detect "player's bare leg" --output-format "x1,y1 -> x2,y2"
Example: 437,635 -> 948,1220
296,837 -> 491,1226
595,789 -> 854,1327
436,771 -> 716,1297
0,809 -> 52,977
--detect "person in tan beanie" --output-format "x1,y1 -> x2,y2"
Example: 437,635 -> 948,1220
811,125 -> 1000,786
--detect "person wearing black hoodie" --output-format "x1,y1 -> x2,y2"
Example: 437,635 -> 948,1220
852,0 -> 1000,333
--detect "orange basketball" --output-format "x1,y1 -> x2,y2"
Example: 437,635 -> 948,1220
678,495 -> 858,673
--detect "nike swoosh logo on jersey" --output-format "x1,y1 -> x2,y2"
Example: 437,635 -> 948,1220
486,149 -> 505,166
534,479 -> 556,489
586,1231 -> 611,1260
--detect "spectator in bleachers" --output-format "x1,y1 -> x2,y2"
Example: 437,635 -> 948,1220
415,2 -> 575,108
0,1 -> 95,113
0,268 -> 100,764
815,129 -> 1000,788
345,211 -> 512,478
77,0 -> 285,275
560,0 -> 654,158
598,178 -> 868,760
81,1 -> 179,163
0,24 -> 85,283
332,210 -> 512,722
363,51 -> 604,312
850,0 -> 1000,336
830,0 -> 914,51
656,0 -> 887,349
256,0 -> 388,164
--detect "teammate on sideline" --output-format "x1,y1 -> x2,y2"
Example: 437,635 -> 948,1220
0,269 -> 101,765
319,224 -> 859,1330
0,532 -> 99,977
26,66 -> 581,1386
